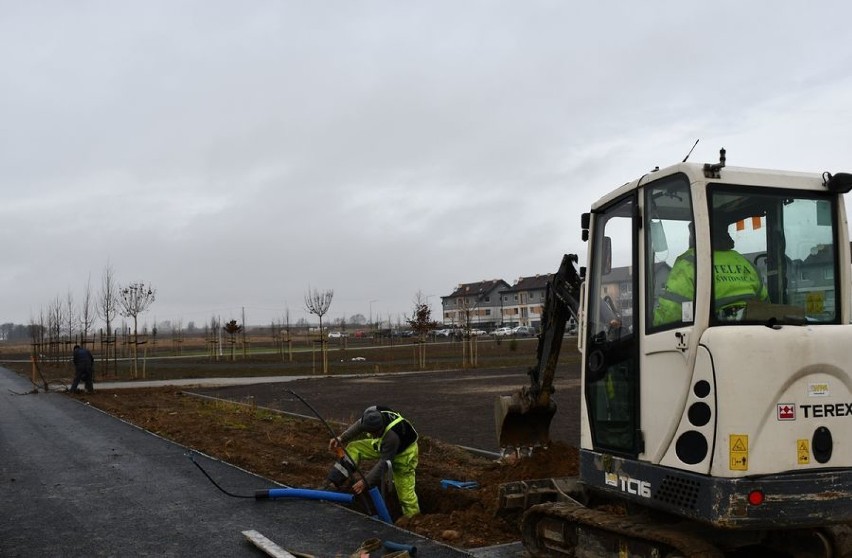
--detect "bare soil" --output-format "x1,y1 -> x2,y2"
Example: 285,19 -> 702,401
76,387 -> 578,548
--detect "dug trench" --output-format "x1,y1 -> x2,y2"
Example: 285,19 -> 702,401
74,374 -> 580,549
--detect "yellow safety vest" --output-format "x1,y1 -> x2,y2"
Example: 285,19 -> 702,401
654,249 -> 768,325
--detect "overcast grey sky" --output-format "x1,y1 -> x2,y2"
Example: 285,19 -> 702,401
2,1 -> 852,329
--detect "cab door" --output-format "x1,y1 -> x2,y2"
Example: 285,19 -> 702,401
584,193 -> 640,456
641,174 -> 697,463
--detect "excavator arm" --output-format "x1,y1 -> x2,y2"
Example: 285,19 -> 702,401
495,254 -> 582,448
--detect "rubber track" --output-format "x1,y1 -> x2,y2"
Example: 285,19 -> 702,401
522,500 -> 725,558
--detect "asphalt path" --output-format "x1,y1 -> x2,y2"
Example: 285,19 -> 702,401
189,367 -> 583,454
0,366 -> 476,557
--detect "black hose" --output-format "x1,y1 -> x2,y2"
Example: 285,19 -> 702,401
286,389 -> 374,509
186,451 -> 254,499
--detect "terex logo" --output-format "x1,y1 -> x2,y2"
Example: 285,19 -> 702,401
605,472 -> 651,498
800,402 -> 852,418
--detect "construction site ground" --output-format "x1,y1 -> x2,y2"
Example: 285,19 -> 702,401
0,338 -> 582,556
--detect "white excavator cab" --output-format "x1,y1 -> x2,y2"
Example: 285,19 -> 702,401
576,152 -> 852,542
501,152 -> 852,555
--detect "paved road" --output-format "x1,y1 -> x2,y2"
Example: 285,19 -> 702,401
0,366 -> 475,557
190,367 -> 582,454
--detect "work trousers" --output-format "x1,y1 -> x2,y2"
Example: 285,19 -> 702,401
71,367 -> 94,393
345,439 -> 420,517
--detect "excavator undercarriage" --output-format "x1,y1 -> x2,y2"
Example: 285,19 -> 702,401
500,478 -> 852,557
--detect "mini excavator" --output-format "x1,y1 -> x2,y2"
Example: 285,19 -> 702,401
495,150 -> 852,556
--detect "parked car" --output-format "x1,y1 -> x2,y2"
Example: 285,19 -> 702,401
492,327 -> 514,337
512,325 -> 536,337
328,331 -> 348,339
469,329 -> 487,336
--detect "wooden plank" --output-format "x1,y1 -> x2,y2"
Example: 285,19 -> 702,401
241,530 -> 298,558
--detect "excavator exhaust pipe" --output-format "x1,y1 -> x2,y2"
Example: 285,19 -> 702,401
495,392 -> 556,449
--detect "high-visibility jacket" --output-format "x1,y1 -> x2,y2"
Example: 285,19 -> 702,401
654,249 -> 768,325
712,249 -> 769,318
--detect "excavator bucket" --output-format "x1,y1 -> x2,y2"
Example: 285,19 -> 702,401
495,392 -> 557,449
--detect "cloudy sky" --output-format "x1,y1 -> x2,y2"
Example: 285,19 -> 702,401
2,1 -> 852,329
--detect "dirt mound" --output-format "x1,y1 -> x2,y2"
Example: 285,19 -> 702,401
80,387 -> 578,548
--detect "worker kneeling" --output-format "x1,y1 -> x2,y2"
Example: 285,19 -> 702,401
327,405 -> 420,517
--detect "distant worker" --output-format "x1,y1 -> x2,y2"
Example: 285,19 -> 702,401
326,405 -> 420,517
654,221 -> 768,325
70,344 -> 95,394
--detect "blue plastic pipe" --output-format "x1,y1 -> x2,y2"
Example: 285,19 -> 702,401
383,541 -> 417,555
368,486 -> 392,523
254,488 -> 355,504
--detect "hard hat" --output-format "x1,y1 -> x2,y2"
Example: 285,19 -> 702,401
361,407 -> 384,433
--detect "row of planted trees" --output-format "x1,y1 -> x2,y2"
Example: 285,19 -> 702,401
27,270 -> 472,376
303,287 -> 448,374
29,261 -> 156,379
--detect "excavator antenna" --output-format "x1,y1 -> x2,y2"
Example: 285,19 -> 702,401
682,139 -> 699,162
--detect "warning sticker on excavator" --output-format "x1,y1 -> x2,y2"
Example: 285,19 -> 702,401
806,292 -> 824,314
798,439 -> 810,465
729,434 -> 748,471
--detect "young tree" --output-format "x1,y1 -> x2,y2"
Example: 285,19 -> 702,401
408,290 -> 439,370
97,261 -> 119,373
223,319 -> 243,361
80,275 -> 96,346
304,287 -> 333,374
283,307 -> 293,362
118,282 -> 156,378
64,290 -> 77,344
47,295 -> 64,362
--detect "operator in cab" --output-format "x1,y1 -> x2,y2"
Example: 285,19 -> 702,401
654,220 -> 768,325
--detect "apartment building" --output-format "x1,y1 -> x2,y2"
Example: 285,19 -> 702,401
440,279 -> 510,330
441,274 -> 554,330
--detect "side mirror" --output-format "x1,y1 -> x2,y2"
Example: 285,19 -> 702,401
824,172 -> 852,194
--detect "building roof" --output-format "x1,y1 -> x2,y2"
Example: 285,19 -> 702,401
443,279 -> 511,300
501,273 -> 552,293
603,265 -> 633,284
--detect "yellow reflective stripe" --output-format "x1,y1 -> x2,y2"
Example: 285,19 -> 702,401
372,414 -> 404,451
384,415 -> 404,435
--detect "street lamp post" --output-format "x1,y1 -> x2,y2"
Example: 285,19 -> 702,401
369,300 -> 378,331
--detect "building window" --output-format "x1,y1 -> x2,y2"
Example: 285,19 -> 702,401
485,309 -> 491,316
484,296 -> 490,302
